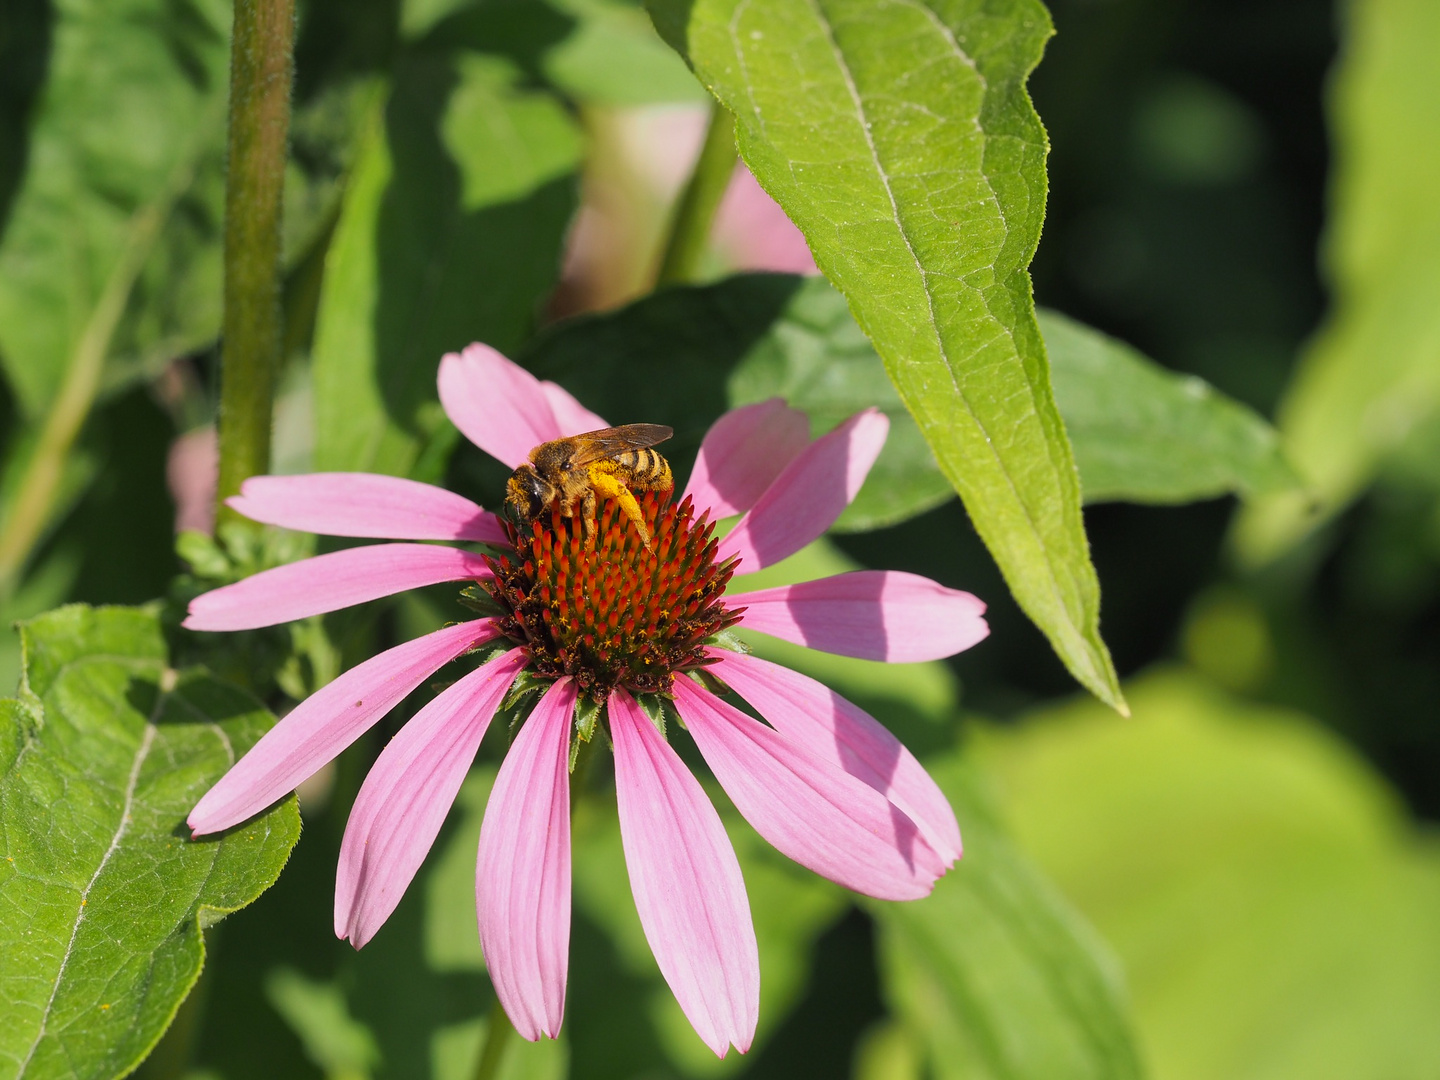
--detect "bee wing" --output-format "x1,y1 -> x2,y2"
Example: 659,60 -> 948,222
564,424 -> 674,467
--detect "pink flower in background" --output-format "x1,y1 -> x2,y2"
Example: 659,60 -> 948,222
184,344 -> 987,1055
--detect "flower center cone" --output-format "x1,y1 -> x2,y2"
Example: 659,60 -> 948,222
487,492 -> 743,701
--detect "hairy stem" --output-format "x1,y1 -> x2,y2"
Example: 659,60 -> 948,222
654,101 -> 737,287
215,0 -> 295,525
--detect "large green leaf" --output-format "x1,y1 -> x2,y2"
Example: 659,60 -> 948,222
866,756 -> 1144,1080
647,0 -> 1124,711
1233,0 -> 1440,563
312,50 -> 582,478
975,670 -> 1440,1080
0,0 -> 229,419
0,605 -> 300,1080
527,275 -> 1291,534
1040,309 -> 1298,504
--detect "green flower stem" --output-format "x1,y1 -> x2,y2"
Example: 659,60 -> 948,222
215,0 -> 295,526
653,100 -> 737,287
471,998 -> 516,1080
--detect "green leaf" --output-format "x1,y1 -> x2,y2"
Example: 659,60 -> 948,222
265,968 -> 381,1080
542,0 -> 709,106
0,0 -> 229,418
1233,0 -> 1440,563
312,51 -> 582,478
727,277 -> 955,531
533,274 -> 1291,537
1040,308 -> 1298,504
520,274 -> 798,472
646,0 -> 1124,710
0,0 -> 228,592
0,604 -> 300,1080
866,755 -> 1145,1080
975,670 -> 1440,1080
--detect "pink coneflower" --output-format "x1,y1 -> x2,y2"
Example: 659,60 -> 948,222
185,344 -> 988,1055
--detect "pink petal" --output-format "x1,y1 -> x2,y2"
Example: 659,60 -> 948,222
727,571 -> 988,662
707,651 -> 961,863
609,691 -> 759,1057
682,399 -> 811,518
539,381 -> 610,436
718,409 -> 888,572
183,544 -> 493,632
188,619 -> 499,835
477,678 -> 577,1041
672,678 -> 947,900
438,343 -> 566,469
228,472 -> 507,545
336,649 -> 527,948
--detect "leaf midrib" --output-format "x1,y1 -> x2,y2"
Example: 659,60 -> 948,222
16,700 -> 162,1075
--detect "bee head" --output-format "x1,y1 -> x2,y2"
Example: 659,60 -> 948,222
505,464 -> 553,526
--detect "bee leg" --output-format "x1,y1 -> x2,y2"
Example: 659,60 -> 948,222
580,487 -> 598,546
588,468 -> 653,551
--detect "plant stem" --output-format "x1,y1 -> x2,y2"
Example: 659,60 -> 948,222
215,0 -> 295,526
471,999 -> 516,1080
654,100 -> 737,287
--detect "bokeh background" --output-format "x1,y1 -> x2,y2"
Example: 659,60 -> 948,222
1,0 -> 1437,1076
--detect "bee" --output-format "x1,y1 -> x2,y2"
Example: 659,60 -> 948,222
505,424 -> 675,550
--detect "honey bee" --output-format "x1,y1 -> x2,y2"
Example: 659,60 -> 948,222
505,424 -> 675,550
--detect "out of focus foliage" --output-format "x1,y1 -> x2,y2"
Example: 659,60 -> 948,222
1,0 -> 1437,1077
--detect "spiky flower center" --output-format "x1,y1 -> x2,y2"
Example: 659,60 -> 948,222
484,493 -> 741,701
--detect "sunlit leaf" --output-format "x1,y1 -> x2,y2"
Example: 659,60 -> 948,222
1040,309 -> 1298,504
647,0 -> 1125,711
866,755 -> 1144,1080
1233,0 -> 1440,563
975,670 -> 1440,1080
529,275 -> 1290,536
311,51 -> 581,479
0,605 -> 300,1080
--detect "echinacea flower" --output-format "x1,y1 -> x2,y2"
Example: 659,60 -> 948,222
185,344 -> 988,1056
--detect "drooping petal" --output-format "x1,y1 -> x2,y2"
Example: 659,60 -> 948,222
707,651 -> 961,863
188,619 -> 498,835
727,571 -> 988,662
682,399 -> 810,518
609,691 -> 759,1056
438,343 -> 565,469
226,472 -> 509,545
540,381 -> 609,436
336,649 -> 527,948
477,678 -> 577,1041
718,409 -> 888,571
184,544 -> 493,631
672,679 -> 947,900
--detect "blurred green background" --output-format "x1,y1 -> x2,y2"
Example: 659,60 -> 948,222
0,0 -> 1437,1076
